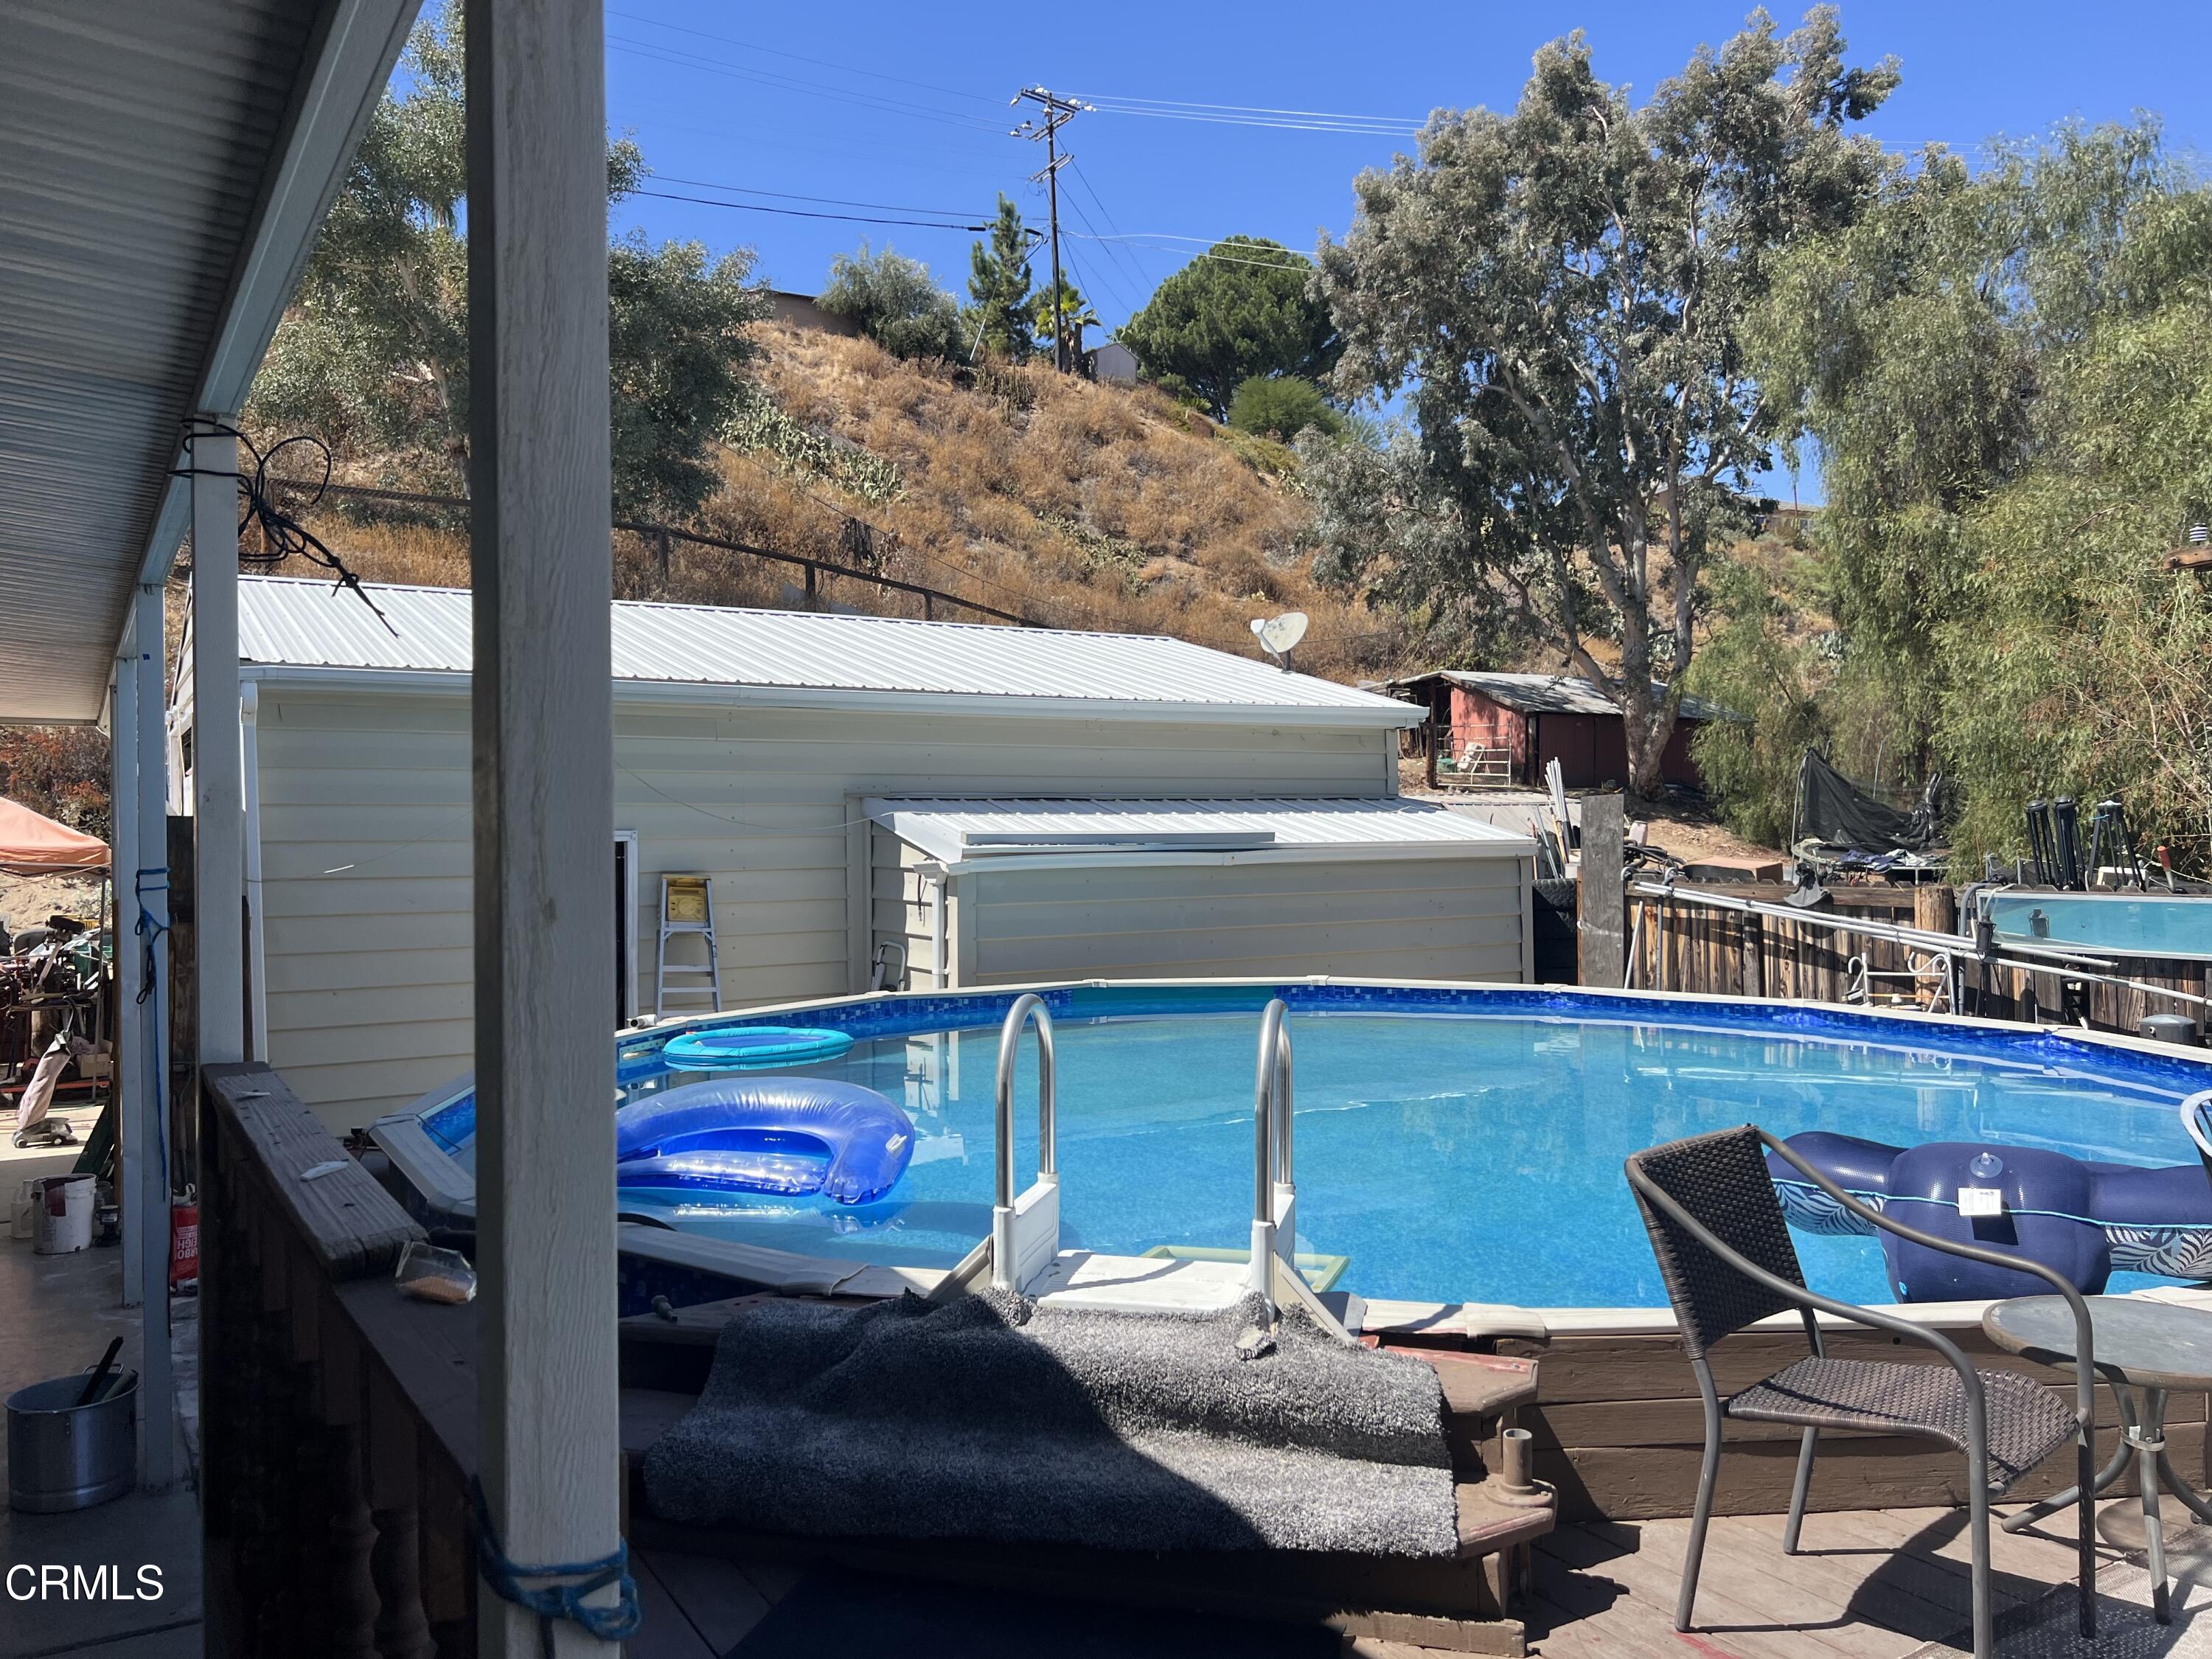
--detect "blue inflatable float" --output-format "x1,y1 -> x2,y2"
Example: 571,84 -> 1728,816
616,1077 -> 913,1204
658,1025 -> 854,1071
1770,1131 -> 2212,1301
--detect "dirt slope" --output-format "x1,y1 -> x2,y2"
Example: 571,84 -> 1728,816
297,324 -> 1409,685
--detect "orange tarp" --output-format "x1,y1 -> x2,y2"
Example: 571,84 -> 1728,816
0,796 -> 109,874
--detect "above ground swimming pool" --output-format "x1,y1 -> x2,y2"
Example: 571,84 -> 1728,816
1977,889 -> 2212,961
389,982 -> 2212,1310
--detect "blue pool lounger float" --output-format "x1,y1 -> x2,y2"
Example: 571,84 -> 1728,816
1770,1130 -> 2212,1301
658,1025 -> 854,1071
616,1077 -> 913,1204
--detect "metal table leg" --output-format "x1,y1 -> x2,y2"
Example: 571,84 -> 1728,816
2135,1389 -> 2170,1624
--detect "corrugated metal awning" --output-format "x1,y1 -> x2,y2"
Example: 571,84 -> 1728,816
0,0 -> 417,721
867,796 -> 1537,870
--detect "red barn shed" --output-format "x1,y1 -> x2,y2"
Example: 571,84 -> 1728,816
1385,670 -> 1723,790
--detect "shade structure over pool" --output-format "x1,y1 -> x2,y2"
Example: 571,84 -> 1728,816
0,796 -> 109,875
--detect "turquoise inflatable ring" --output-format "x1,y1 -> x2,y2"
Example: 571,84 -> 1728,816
658,1026 -> 854,1070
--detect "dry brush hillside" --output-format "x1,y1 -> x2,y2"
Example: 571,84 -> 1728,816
294,322 -> 1407,684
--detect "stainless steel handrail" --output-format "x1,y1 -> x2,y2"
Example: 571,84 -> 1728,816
1253,997 -> 1293,1224
996,992 -> 1057,1208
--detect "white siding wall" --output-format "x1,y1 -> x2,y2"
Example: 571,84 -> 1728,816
251,682 -> 1393,1126
870,829 -> 946,989
953,855 -> 1528,985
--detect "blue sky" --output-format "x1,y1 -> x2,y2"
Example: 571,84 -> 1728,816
602,1 -> 2209,500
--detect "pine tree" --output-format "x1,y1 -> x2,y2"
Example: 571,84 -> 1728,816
967,195 -> 1034,363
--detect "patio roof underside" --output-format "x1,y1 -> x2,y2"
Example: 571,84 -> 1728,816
0,0 -> 415,723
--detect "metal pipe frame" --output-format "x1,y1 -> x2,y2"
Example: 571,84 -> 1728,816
1634,877 -> 2212,1013
994,992 -> 1057,1209
1253,996 -> 1293,1221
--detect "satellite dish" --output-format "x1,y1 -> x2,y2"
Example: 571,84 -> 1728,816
1251,611 -> 1309,669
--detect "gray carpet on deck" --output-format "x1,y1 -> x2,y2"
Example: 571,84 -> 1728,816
641,1289 -> 1458,1557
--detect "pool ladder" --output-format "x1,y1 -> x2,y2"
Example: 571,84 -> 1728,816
936,992 -> 1351,1338
933,993 -> 1060,1299
1251,998 -> 1354,1338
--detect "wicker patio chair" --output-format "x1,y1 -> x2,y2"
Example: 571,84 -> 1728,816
2183,1089 -> 2212,1182
1624,1126 -> 2098,1659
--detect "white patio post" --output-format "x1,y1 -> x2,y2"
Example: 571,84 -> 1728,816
111,632 -> 143,1308
465,0 -> 622,1652
189,418 -> 245,1068
133,579 -> 176,1489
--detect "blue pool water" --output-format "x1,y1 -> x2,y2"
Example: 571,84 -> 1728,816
1983,891 -> 2212,960
439,988 -> 2212,1310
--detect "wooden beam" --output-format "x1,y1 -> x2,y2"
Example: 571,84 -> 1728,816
465,0 -> 622,1651
131,578 -> 176,1489
1579,794 -> 1625,987
190,419 -> 246,1068
111,630 -> 144,1307
202,1063 -> 424,1277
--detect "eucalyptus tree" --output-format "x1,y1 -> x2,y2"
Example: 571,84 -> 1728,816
1312,7 -> 1896,796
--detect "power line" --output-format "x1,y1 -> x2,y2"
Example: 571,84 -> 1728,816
1054,240 -> 1117,337
1065,160 -> 1156,305
1077,101 -> 1422,138
1052,187 -> 1140,316
606,37 -> 1008,135
1015,86 -> 1084,372
613,111 -> 1009,177
1065,232 -> 1315,273
1074,91 -> 1425,125
630,188 -> 989,231
646,173 -> 992,219
604,7 -> 1003,107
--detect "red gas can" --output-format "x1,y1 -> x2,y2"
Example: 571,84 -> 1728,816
169,1199 -> 200,1291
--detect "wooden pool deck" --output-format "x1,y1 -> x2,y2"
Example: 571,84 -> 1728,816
1530,1502 -> 2211,1658
623,1500 -> 2209,1655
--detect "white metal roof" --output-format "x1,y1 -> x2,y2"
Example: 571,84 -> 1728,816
1392,669 -> 1725,723
235,577 -> 1422,727
867,796 -> 1536,869
0,0 -> 417,720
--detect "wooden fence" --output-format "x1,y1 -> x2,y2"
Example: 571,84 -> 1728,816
1625,883 -> 2210,1036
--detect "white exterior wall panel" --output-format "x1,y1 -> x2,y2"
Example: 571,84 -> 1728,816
251,682 -> 1394,1125
959,857 -> 1527,984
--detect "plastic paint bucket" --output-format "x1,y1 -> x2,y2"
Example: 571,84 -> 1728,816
6,1368 -> 139,1512
8,1180 -> 35,1242
32,1175 -> 94,1256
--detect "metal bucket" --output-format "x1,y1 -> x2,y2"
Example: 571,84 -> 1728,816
6,1368 -> 137,1512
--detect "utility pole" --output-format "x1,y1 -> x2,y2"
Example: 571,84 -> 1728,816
1013,86 -> 1087,372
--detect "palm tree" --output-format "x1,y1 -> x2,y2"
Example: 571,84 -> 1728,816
1028,277 -> 1099,366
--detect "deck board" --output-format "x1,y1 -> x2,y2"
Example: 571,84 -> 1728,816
1526,1500 -> 2208,1658
637,1548 -> 774,1654
629,1552 -> 717,1659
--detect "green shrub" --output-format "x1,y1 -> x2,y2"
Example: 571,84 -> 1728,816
1228,375 -> 1341,442
817,243 -> 964,361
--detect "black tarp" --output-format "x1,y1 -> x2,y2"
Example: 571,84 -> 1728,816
1795,749 -> 1942,853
